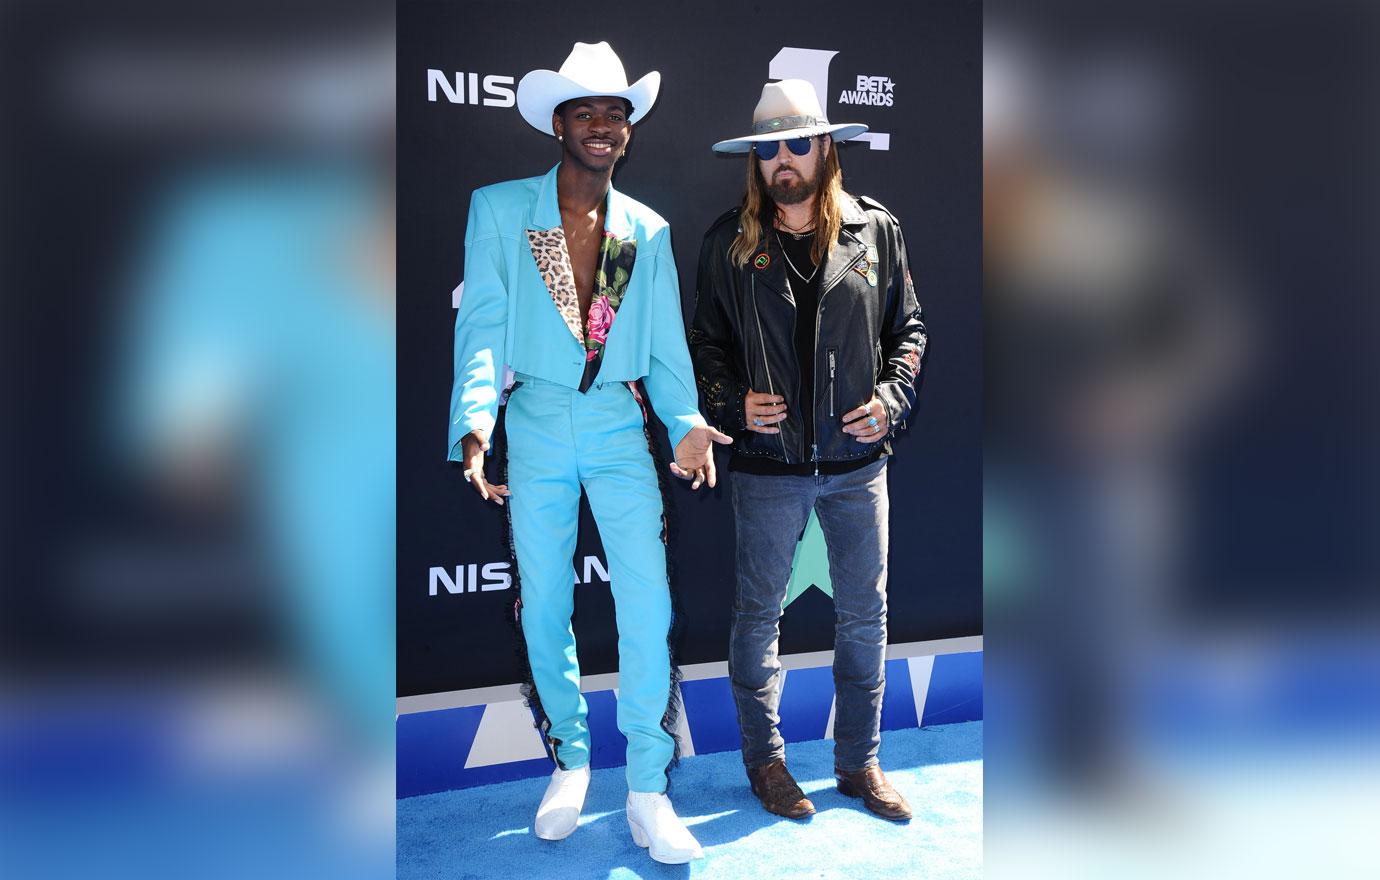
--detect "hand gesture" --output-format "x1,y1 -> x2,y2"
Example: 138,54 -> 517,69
842,397 -> 889,442
460,429 -> 511,506
745,389 -> 788,434
670,424 -> 734,489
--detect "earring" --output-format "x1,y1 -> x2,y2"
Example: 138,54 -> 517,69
558,135 -> 564,141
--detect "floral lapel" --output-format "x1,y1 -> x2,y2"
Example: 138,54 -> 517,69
584,232 -> 638,365
526,224 -> 638,390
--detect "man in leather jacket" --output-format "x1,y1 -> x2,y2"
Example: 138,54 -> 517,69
688,79 -> 927,822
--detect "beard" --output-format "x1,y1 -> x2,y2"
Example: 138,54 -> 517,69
765,162 -> 821,205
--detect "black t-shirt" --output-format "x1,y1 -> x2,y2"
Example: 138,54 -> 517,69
730,229 -> 882,476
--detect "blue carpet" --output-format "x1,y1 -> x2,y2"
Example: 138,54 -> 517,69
397,721 -> 982,880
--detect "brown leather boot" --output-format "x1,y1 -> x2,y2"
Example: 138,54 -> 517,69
834,765 -> 912,821
745,759 -> 815,819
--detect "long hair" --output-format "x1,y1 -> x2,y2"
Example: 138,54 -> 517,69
729,136 -> 844,268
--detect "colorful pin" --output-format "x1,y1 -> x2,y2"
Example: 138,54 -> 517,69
867,269 -> 878,287
754,253 -> 771,270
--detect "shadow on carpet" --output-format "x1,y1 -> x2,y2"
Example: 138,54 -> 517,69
398,721 -> 981,880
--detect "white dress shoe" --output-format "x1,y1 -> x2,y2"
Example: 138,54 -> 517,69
533,765 -> 591,840
625,791 -> 704,864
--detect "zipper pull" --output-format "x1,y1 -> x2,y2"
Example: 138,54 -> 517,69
812,443 -> 820,476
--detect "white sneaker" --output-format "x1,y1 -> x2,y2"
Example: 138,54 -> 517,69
626,791 -> 704,864
534,765 -> 591,840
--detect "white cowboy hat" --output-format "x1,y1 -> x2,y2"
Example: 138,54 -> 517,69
711,79 -> 868,153
516,41 -> 660,136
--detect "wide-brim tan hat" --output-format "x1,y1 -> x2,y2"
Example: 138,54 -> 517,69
516,41 -> 660,136
712,79 -> 868,153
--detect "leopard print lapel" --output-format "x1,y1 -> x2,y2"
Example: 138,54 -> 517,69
526,229 -> 583,344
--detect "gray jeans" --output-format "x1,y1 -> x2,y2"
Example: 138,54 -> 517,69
728,457 -> 890,772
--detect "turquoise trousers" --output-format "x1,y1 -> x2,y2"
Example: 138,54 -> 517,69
505,374 -> 676,793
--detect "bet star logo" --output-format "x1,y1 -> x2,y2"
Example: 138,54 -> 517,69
838,75 -> 896,107
769,48 -> 892,150
784,511 -> 834,608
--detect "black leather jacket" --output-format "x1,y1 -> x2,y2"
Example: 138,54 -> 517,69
688,193 -> 927,465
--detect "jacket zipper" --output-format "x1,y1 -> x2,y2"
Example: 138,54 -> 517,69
783,273 -> 811,471
828,349 -> 837,418
812,282 -> 820,473
752,275 -> 790,462
751,234 -> 867,470
812,239 -> 867,474
785,269 -> 820,473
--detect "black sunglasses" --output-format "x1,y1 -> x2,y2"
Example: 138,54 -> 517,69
752,136 -> 814,160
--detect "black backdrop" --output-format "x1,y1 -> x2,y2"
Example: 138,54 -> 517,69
397,0 -> 982,698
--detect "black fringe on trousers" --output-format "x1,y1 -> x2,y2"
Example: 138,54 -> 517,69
496,380 -> 687,789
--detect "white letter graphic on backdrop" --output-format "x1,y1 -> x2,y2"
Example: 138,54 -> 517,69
768,48 -> 837,113
430,566 -> 462,595
427,70 -> 462,103
482,75 -> 515,107
769,48 -> 890,150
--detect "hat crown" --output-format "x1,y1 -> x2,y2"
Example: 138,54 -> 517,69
515,40 -> 659,135
752,79 -> 827,125
555,41 -> 632,93
710,77 -> 867,152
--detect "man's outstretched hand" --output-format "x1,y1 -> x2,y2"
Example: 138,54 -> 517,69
670,424 -> 734,490
460,429 -> 511,506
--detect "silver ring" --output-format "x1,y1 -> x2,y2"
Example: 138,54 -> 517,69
754,417 -> 764,427
867,415 -> 879,427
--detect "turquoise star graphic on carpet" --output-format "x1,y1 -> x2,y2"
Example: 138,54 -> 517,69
784,510 -> 833,608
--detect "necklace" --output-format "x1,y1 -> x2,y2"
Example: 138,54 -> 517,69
776,212 -> 816,237
775,231 -> 820,284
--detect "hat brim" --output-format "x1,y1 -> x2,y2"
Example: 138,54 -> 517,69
516,69 -> 660,135
711,122 -> 869,154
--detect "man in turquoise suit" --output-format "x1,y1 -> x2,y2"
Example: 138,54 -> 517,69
448,42 -> 729,864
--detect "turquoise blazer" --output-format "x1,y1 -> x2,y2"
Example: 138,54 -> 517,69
449,163 -> 704,460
